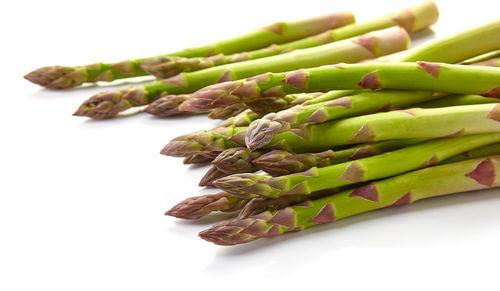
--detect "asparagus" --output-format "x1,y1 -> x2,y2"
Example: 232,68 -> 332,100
25,11 -> 356,89
470,57 -> 500,68
201,155 -> 500,245
166,192 -> 248,219
161,126 -> 247,157
141,1 -> 438,79
214,133 -> 500,199
246,90 -> 442,148
182,61 -> 500,115
249,104 -> 500,152
253,139 -> 425,176
212,147 -> 262,174
74,27 -> 410,119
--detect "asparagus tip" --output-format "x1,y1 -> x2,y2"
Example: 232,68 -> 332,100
143,94 -> 190,117
24,66 -> 86,89
199,166 -> 229,187
246,118 -> 285,150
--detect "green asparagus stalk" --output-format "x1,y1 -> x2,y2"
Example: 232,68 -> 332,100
217,109 -> 261,128
470,57 -> 500,68
253,139 -> 425,176
74,27 -> 410,119
214,133 -> 500,199
25,11 -> 356,89
161,126 -> 247,157
201,155 -> 500,245
166,192 -> 248,219
246,90 -> 443,148
140,1 -> 438,79
250,104 -> 500,152
181,61 -> 500,114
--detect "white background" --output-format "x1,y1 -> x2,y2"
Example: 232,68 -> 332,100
1,0 -> 500,290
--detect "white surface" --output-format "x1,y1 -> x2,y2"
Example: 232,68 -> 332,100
1,1 -> 500,290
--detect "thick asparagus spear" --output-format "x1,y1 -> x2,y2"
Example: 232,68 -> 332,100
214,133 -> 500,199
253,139 -> 425,176
246,90 -> 442,148
201,155 -> 500,245
181,61 -> 500,113
141,1 -> 438,79
25,11 -> 356,89
74,27 -> 410,119
249,104 -> 500,152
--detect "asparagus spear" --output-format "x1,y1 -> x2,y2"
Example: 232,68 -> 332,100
246,90 -> 442,148
74,27 -> 410,119
461,50 -> 500,65
212,147 -> 262,174
201,155 -> 500,245
251,104 -> 500,152
253,139 -> 425,176
161,126 -> 247,157
165,192 -> 248,219
181,61 -> 500,114
25,11 -> 356,89
141,1 -> 438,79
214,133 -> 500,199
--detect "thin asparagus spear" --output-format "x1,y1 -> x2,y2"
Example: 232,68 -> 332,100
74,27 -> 410,119
214,133 -> 500,199
245,92 -> 323,115
199,166 -> 230,187
141,1 -> 438,79
143,94 -> 195,117
25,11 -> 355,89
217,109 -> 261,128
439,143 -> 500,164
201,155 -> 500,245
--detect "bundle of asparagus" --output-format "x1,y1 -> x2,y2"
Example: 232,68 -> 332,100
23,1 -> 500,247
161,16 -> 500,246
